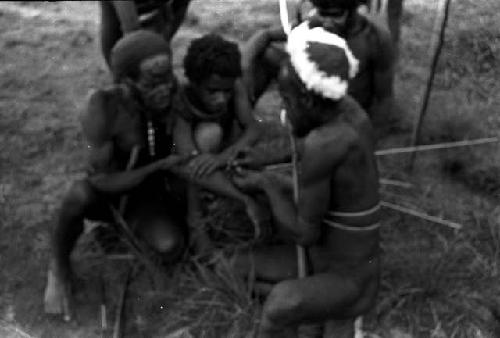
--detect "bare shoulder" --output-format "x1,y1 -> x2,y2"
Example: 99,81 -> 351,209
81,87 -> 119,145
305,121 -> 357,163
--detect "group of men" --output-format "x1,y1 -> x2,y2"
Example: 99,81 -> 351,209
43,0 -> 395,336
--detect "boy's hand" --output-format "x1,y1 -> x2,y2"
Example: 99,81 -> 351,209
188,153 -> 222,178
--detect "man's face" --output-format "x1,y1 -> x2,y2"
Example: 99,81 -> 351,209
135,54 -> 175,113
194,74 -> 235,115
310,4 -> 349,34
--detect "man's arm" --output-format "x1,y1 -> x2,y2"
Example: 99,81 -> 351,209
241,26 -> 286,102
83,91 -> 176,194
220,79 -> 262,162
241,26 -> 286,70
368,23 -> 395,120
259,129 -> 353,245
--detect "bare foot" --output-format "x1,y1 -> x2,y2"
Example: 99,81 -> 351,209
44,263 -> 72,321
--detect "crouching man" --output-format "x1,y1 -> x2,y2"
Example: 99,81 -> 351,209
44,30 -> 189,320
172,34 -> 269,245
232,22 -> 381,337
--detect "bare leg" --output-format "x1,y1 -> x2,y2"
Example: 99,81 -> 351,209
258,273 -> 361,338
99,1 -> 123,70
231,244 -> 297,283
45,180 -> 101,319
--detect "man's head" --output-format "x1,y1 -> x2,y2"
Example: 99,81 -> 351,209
111,30 -> 175,112
184,34 -> 242,115
308,0 -> 360,34
279,21 -> 358,137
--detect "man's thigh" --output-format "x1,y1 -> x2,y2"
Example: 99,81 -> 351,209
234,245 -> 298,282
268,272 -> 361,323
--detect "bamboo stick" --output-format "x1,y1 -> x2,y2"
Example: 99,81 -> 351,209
381,201 -> 462,230
377,137 -> 498,156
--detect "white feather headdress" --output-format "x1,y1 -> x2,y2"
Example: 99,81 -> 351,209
286,21 -> 359,100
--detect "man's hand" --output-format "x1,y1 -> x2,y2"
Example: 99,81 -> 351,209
187,153 -> 222,178
231,146 -> 267,170
219,145 -> 243,168
156,154 -> 192,170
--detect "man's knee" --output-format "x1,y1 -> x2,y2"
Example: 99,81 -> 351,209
194,122 -> 223,153
263,281 -> 304,326
144,221 -> 185,257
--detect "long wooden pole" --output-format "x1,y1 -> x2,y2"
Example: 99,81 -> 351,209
278,0 -> 307,280
287,112 -> 307,278
409,0 -> 452,170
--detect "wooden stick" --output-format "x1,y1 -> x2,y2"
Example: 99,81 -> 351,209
289,119 -> 307,279
109,145 -> 158,278
118,146 -> 140,214
381,201 -> 462,230
99,268 -> 108,338
408,0 -> 452,170
113,267 -> 132,338
379,178 -> 413,189
279,0 -> 292,35
377,137 -> 498,156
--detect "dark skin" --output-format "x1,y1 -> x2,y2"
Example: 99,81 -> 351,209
100,0 -> 192,67
44,54 -> 189,320
231,63 -> 381,337
307,0 -> 395,120
173,72 -> 268,251
175,74 -> 261,177
234,3 -> 394,169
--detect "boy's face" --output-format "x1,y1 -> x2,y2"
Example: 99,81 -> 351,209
135,54 -> 176,113
194,74 -> 235,115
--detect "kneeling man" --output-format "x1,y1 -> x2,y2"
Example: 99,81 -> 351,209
173,34 -> 268,241
233,22 -> 381,337
44,30 -> 188,320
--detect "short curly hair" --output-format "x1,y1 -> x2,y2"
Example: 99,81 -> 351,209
183,34 -> 242,83
310,0 -> 360,10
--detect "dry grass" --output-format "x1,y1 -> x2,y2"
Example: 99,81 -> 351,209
1,0 -> 500,337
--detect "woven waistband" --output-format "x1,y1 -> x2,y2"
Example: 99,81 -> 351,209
324,219 -> 381,232
328,203 -> 381,218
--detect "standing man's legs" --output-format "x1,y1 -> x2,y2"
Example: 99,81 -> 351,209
99,1 -> 123,69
